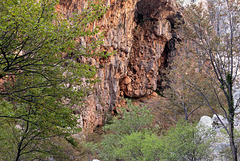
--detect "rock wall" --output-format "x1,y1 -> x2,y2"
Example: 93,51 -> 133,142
58,0 -> 178,132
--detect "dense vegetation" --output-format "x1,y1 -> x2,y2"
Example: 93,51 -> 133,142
87,100 -> 212,161
0,0 -> 106,160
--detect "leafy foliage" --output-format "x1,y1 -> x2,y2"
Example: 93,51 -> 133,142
0,0 -> 107,160
87,100 -> 155,160
162,121 -> 212,161
104,99 -> 154,135
114,132 -> 163,161
87,101 -> 212,161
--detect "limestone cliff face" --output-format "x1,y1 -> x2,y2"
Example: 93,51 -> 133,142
58,0 -> 178,132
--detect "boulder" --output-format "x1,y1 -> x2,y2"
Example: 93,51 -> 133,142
198,115 -> 213,129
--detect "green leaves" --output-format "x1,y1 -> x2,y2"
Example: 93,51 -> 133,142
89,100 -> 155,160
114,132 -> 163,161
88,101 -> 212,161
104,99 -> 154,135
0,100 -> 15,117
162,121 -> 212,161
0,0 -> 107,160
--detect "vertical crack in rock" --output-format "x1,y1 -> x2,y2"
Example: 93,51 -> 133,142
120,0 -> 174,98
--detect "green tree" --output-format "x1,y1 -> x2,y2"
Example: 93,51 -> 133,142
162,121 -> 212,161
175,0 -> 240,160
116,122 -> 212,161
88,100 -> 155,160
0,0 -> 107,160
88,103 -> 212,161
104,100 -> 154,135
113,132 -> 164,161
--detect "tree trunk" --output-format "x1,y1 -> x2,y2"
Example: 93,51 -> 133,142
228,75 -> 237,161
229,114 -> 237,161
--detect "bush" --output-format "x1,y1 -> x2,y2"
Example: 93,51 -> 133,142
162,121 -> 213,161
87,101 -> 212,161
87,100 -> 155,160
114,132 -> 164,161
104,99 -> 154,135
